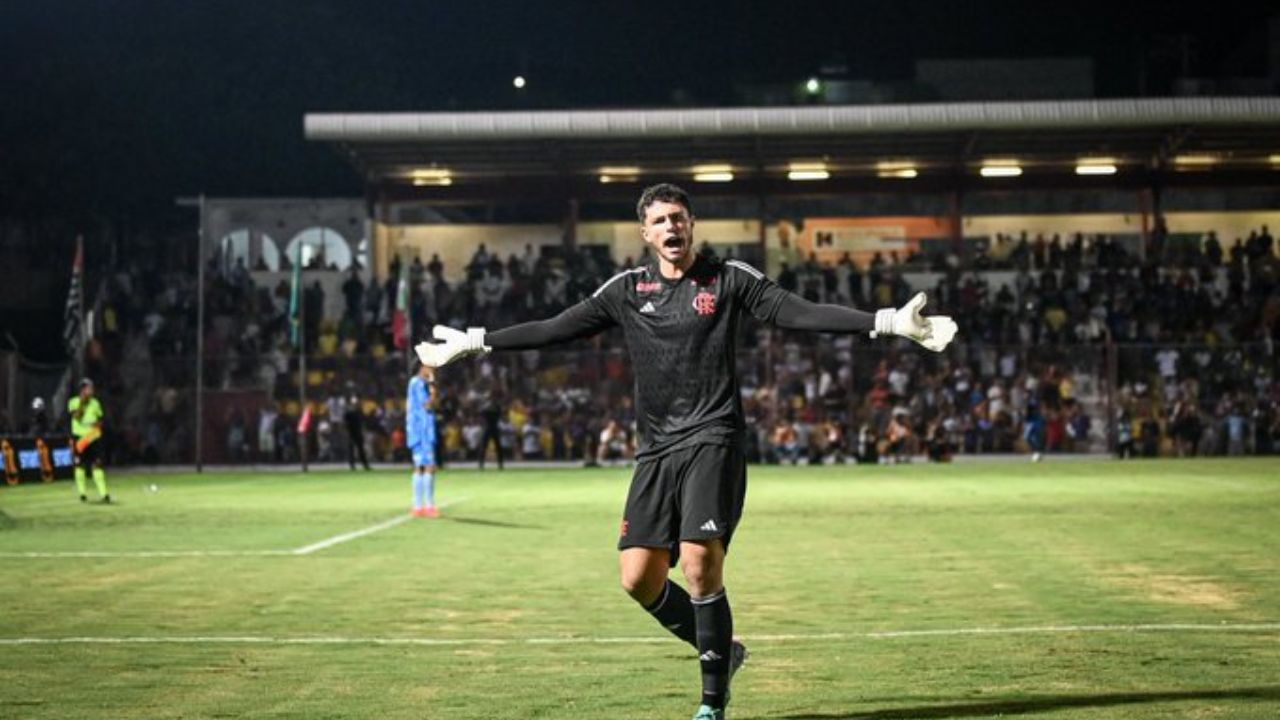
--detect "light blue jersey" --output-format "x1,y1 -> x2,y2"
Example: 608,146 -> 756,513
407,374 -> 437,466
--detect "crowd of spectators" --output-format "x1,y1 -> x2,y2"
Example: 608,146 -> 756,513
27,220 -> 1275,466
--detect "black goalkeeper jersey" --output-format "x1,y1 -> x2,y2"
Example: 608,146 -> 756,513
596,256 -> 792,457
490,255 -> 790,459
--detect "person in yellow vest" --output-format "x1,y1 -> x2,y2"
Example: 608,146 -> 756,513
69,377 -> 109,503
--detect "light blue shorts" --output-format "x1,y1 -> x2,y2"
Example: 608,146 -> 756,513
411,445 -> 436,468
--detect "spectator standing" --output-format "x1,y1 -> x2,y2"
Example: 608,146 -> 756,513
521,413 -> 544,460
345,388 -> 372,471
479,391 -> 505,470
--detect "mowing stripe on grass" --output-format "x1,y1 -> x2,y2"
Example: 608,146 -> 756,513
0,498 -> 468,559
3,622 -> 1277,647
0,550 -> 292,558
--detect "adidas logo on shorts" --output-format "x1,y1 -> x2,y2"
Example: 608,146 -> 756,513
700,519 -> 718,532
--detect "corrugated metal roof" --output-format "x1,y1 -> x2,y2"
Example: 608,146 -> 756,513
306,98 -> 1280,142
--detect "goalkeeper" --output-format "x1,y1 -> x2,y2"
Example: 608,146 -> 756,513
416,183 -> 957,720
406,362 -> 440,518
69,377 -> 109,503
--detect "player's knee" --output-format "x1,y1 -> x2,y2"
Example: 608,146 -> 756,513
619,575 -> 649,601
680,564 -> 715,595
679,546 -> 724,595
619,569 -> 663,604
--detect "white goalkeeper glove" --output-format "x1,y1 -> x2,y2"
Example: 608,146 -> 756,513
870,292 -> 958,352
413,325 -> 491,368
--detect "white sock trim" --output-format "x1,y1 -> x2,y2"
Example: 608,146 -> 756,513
691,589 -> 726,606
646,581 -> 672,613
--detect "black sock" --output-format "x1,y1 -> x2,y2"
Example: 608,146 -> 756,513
644,579 -> 698,648
693,589 -> 733,709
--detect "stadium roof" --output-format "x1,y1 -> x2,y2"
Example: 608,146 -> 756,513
306,97 -> 1280,200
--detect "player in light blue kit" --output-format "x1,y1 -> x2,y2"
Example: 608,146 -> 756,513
406,362 -> 440,518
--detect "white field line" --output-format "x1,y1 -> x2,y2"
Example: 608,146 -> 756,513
2,623 -> 1278,647
289,514 -> 414,555
0,498 -> 468,559
292,497 -> 467,555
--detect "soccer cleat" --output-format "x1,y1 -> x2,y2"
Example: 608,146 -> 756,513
691,704 -> 724,720
729,639 -> 748,680
411,507 -> 428,518
79,495 -> 87,503
102,495 -> 111,504
725,639 -> 749,704
424,506 -> 441,518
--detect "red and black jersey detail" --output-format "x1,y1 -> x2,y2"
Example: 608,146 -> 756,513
486,255 -> 792,460
582,255 -> 787,459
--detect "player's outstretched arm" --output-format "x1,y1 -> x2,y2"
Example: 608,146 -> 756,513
414,326 -> 490,368
870,292 -> 958,352
414,301 -> 615,368
772,291 -> 957,352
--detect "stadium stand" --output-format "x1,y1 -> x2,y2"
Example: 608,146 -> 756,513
49,220 -> 1276,467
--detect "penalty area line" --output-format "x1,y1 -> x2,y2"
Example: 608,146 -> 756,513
289,514 -> 412,555
290,496 -> 468,555
3,622 -> 1278,647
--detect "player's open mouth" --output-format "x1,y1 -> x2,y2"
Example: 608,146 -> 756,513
664,236 -> 685,249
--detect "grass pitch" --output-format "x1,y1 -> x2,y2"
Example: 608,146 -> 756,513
1,459 -> 1278,719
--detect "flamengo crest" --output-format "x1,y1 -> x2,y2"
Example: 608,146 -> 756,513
692,291 -> 716,316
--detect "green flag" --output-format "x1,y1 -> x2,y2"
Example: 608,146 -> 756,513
289,245 -> 302,348
392,257 -> 410,350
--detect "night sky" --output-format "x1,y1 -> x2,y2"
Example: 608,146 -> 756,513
2,1 -> 1274,219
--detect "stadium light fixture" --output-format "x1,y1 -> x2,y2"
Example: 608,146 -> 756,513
513,75 -> 526,89
805,77 -> 822,95
980,160 -> 1022,178
599,166 -> 640,184
1174,154 -> 1217,169
1271,155 -> 1280,168
411,168 -> 453,186
693,165 -> 734,182
1076,158 -> 1118,175
787,163 -> 829,181
876,161 -> 918,179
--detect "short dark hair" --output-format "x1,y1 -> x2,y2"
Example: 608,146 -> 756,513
636,183 -> 693,223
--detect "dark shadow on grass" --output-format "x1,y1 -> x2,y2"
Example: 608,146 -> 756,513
442,516 -> 546,530
774,686 -> 1280,719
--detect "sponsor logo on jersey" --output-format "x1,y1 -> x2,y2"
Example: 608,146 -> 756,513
692,291 -> 716,316
636,281 -> 662,293
639,301 -> 656,313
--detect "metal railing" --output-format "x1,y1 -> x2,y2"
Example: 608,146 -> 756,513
46,338 -> 1273,467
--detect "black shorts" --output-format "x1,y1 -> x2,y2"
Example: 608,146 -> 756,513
74,438 -> 102,467
617,441 -> 746,554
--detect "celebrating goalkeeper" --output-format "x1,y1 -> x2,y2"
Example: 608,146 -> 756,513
416,183 -> 957,720
69,377 -> 109,504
